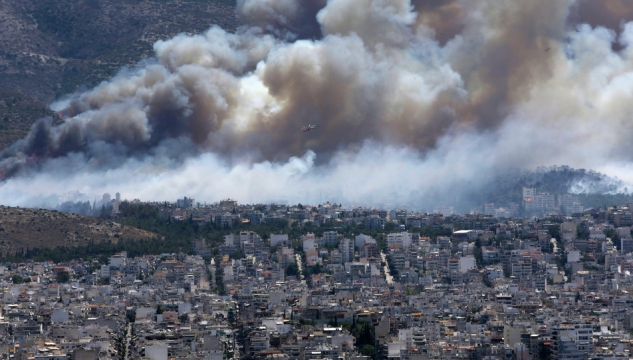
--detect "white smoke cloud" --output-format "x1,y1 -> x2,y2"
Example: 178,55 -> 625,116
0,140 -> 486,209
154,26 -> 279,74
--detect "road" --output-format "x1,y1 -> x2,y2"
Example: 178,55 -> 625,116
295,253 -> 306,285
124,322 -> 131,360
380,251 -> 394,285
208,260 -> 216,289
551,238 -> 568,282
551,238 -> 558,254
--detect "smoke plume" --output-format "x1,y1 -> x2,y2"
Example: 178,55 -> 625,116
2,0 -> 633,211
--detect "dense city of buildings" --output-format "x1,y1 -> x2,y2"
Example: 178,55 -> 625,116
4,192 -> 633,360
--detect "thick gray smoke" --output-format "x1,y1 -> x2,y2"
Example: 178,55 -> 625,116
2,0 -> 633,210
236,0 -> 327,39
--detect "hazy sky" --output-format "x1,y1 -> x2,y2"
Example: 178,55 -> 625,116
2,0 -> 633,210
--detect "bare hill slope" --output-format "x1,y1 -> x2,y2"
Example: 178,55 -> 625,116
0,205 -> 157,255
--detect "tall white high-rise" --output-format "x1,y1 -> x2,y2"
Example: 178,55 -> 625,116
339,238 -> 353,263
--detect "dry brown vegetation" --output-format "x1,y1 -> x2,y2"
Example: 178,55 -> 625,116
0,205 -> 156,255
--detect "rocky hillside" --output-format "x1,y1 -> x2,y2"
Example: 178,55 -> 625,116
0,0 -> 237,147
0,205 -> 157,255
0,88 -> 62,148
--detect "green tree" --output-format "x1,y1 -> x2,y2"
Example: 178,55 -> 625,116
88,261 -> 101,273
482,273 -> 492,288
405,287 -> 419,295
299,319 -> 315,325
285,263 -> 299,277
126,308 -> 136,323
474,238 -> 483,268
384,222 -> 397,231
605,228 -> 621,251
577,223 -> 589,239
548,225 -> 561,242
56,272 -> 70,283
361,344 -> 377,358
352,322 -> 375,348
215,266 -> 226,296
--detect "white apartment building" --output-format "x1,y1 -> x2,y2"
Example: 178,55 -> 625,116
323,231 -> 339,246
339,238 -> 353,263
551,323 -> 593,360
387,232 -> 413,249
99,265 -> 110,279
621,237 -> 633,254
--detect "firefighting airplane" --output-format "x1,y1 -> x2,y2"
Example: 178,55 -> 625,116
302,124 -> 319,132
